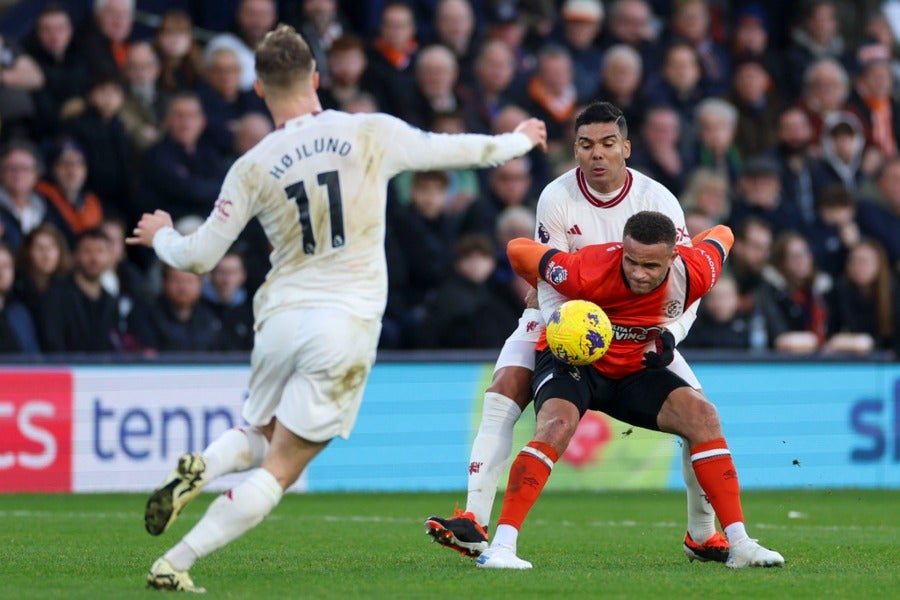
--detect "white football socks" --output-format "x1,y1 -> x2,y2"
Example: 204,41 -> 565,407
166,468 -> 283,571
683,439 -> 717,542
202,426 -> 269,481
466,392 -> 522,527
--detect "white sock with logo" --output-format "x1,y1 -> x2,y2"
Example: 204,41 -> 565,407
202,426 -> 269,481
165,468 -> 283,571
465,392 -> 522,528
683,440 -> 717,542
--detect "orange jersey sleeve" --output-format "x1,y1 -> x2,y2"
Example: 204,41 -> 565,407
506,238 -> 551,287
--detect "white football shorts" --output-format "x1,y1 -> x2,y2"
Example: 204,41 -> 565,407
668,349 -> 701,389
493,308 -> 544,373
242,307 -> 381,442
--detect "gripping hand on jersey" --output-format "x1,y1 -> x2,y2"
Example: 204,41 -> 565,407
642,330 -> 676,369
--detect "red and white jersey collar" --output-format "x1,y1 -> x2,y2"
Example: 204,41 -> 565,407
575,167 -> 633,208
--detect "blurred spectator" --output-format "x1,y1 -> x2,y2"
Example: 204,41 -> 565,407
730,56 -> 782,159
693,97 -> 741,185
785,0 -> 847,99
826,238 -> 900,356
0,242 -> 39,354
366,2 -> 419,117
759,230 -> 832,354
0,33 -> 44,142
138,92 -> 227,222
37,228 -> 122,352
602,0 -> 661,75
847,39 -> 899,164
139,264 -> 223,352
460,156 -> 534,239
629,105 -> 688,196
100,214 -> 147,303
664,0 -> 730,95
389,170 -> 457,311
805,184 -> 860,278
295,0 -> 348,88
816,111 -> 867,191
431,0 -> 478,85
681,274 -> 779,350
63,73 -> 132,218
773,106 -> 822,226
494,205 -> 536,309
201,249 -> 253,351
728,155 -> 805,235
197,44 -> 267,158
729,3 -> 786,94
232,112 -> 273,158
862,11 -> 900,95
318,35 -> 372,111
491,104 -> 550,198
23,3 -> 89,140
556,0 -> 605,103
74,0 -> 135,77
679,167 -> 730,225
342,92 -> 379,114
35,138 -> 104,247
484,1 -> 534,77
524,44 -> 577,149
796,57 -> 854,148
726,216 -> 773,309
427,111 -> 480,213
405,44 -> 461,128
119,41 -> 165,157
683,207 -> 713,238
0,141 -> 48,252
418,233 -> 519,348
207,0 -> 278,91
154,9 -> 203,93
13,223 -> 71,319
857,156 -> 900,270
459,39 -> 519,134
593,44 -> 644,134
641,41 -> 707,144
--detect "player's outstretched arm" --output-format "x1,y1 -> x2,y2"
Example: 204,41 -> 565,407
691,224 -> 734,256
513,118 -> 548,153
506,237 -> 553,287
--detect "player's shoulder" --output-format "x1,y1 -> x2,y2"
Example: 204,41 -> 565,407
627,168 -> 678,201
538,168 -> 580,204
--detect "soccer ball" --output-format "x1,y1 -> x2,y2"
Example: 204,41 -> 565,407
546,300 -> 613,366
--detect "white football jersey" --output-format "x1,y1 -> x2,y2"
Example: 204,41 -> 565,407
535,167 -> 696,340
152,110 -> 533,326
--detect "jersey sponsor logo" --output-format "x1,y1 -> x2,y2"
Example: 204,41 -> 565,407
676,226 -> 690,243
214,198 -> 233,219
538,223 -> 550,243
698,247 -> 719,285
568,224 -> 583,235
611,323 -> 665,343
664,299 -> 682,318
545,260 -> 567,285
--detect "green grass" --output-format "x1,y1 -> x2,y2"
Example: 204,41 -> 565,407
1,490 -> 898,599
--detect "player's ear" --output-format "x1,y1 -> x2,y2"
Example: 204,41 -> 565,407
312,71 -> 320,90
253,79 -> 265,99
623,138 -> 631,159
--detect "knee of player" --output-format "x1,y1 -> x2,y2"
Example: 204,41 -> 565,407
535,410 -> 580,449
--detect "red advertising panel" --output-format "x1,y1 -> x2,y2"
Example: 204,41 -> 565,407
0,371 -> 72,492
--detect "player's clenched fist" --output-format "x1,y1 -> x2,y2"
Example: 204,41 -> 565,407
514,118 -> 548,153
126,209 -> 175,248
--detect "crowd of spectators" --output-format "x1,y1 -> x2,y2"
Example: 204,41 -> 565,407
0,0 -> 898,359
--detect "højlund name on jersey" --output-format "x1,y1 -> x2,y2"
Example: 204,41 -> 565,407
269,137 -> 353,179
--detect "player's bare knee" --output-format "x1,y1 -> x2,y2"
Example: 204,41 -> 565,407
535,406 -> 579,453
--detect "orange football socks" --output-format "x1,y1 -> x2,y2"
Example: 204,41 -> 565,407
497,441 -> 559,530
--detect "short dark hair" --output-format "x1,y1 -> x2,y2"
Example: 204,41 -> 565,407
412,170 -> 450,187
454,233 -> 494,262
817,184 -> 856,210
623,211 -> 676,246
574,101 -> 627,138
75,227 -> 110,248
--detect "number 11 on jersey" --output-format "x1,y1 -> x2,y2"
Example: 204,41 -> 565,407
284,170 -> 345,255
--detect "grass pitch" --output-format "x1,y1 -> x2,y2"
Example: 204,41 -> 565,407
2,489 -> 897,599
